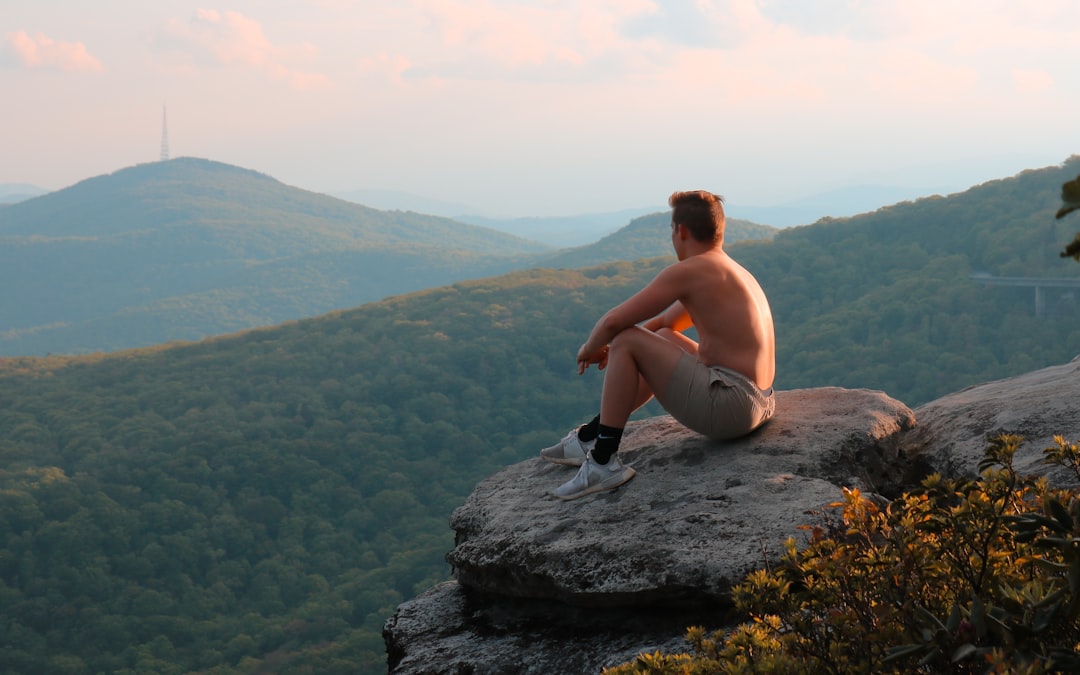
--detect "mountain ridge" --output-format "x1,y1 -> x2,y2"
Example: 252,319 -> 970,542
0,158 -> 545,253
0,183 -> 48,204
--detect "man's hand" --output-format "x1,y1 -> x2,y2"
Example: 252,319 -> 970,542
577,344 -> 609,375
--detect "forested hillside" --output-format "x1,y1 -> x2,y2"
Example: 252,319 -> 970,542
0,262 -> 666,674
751,156 -> 1080,403
2,158 -> 1079,673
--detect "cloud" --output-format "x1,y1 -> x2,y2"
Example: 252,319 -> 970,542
404,0 -> 659,80
756,0 -> 903,40
336,0 -> 1080,130
1012,68 -> 1054,94
160,9 -> 330,90
622,0 -> 745,47
188,9 -> 273,67
416,0 -> 584,68
357,53 -> 413,86
2,31 -> 103,72
621,1 -> 1078,112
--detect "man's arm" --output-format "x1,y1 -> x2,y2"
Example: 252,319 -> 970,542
577,263 -> 687,371
642,300 -> 692,333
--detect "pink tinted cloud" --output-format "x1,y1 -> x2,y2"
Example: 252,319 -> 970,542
1012,68 -> 1054,94
3,31 -> 103,72
188,9 -> 271,67
417,0 -> 582,67
357,52 -> 413,86
412,0 -> 656,72
162,9 -> 329,90
642,2 -> 1044,113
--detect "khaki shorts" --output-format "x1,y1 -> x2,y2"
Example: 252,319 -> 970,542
657,352 -> 776,441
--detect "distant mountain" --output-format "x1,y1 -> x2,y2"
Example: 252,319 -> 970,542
332,187 -> 480,219
0,182 -> 49,204
453,209 -> 661,247
1,159 -> 543,252
0,158 -> 548,355
727,184 -> 945,228
335,183 -> 946,235
333,187 -> 661,247
536,211 -> 776,268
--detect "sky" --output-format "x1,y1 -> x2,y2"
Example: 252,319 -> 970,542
2,0 -> 1079,217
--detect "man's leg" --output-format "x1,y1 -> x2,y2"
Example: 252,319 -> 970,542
543,329 -> 694,468
592,327 -> 696,463
579,327 -> 697,436
601,327 -> 696,429
619,327 -> 698,415
553,327 -> 697,499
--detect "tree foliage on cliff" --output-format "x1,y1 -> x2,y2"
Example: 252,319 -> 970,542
1057,172 -> 1080,260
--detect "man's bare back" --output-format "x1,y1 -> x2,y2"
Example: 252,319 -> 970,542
672,249 -> 775,390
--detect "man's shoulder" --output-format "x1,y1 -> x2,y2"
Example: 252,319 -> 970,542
647,250 -> 731,294
669,249 -> 729,274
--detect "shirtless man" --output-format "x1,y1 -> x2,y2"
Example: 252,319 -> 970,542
542,190 -> 776,500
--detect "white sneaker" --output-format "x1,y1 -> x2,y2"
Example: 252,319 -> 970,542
553,453 -> 636,500
540,429 -> 595,466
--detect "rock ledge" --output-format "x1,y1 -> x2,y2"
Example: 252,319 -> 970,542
386,387 -> 916,673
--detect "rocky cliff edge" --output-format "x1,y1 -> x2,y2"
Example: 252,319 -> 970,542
385,359 -> 1080,673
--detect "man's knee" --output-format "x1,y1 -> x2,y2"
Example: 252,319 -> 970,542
609,325 -> 651,351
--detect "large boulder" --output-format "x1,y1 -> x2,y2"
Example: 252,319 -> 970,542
902,356 -> 1080,488
446,388 -> 915,608
385,387 -> 916,673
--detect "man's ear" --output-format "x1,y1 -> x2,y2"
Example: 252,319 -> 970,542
677,223 -> 689,241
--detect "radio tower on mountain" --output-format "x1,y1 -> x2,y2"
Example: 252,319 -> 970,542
160,103 -> 170,161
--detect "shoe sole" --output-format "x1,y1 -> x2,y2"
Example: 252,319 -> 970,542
555,467 -> 636,501
540,453 -> 585,467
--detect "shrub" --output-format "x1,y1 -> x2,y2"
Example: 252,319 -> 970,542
606,435 -> 1080,674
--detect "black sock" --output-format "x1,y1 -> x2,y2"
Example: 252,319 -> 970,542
591,424 -> 623,465
576,415 -> 601,443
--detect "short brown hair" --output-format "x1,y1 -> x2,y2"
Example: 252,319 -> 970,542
668,190 -> 725,243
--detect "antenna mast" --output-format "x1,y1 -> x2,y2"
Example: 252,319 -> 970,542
160,104 -> 170,161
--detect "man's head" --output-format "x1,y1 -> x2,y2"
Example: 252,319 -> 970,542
668,190 -> 725,244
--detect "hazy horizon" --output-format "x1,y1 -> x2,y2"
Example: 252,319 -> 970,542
0,165 -> 955,231
3,2 -> 1079,217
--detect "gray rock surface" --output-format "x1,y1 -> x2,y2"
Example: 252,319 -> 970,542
385,387 -> 916,673
384,580 -> 698,675
446,388 -> 915,608
902,356 -> 1080,488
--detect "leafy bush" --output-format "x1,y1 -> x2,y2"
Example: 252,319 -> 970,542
607,435 -> 1080,674
1059,172 -> 1080,259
